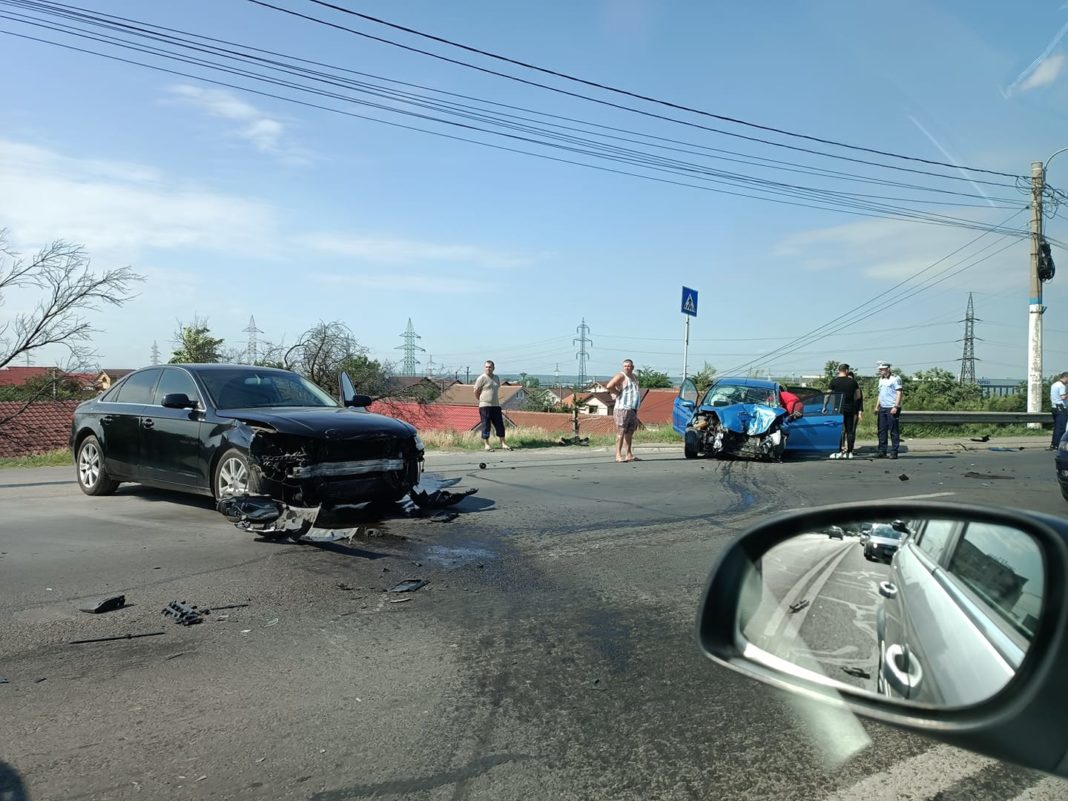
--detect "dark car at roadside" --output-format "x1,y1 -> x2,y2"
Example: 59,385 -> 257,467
1056,430 -> 1068,501
70,364 -> 424,507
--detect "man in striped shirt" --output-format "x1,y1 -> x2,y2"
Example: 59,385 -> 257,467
606,359 -> 641,462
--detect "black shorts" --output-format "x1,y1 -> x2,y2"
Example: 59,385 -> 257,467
479,406 -> 505,438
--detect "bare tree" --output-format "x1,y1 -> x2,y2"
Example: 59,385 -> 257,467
0,230 -> 142,431
283,320 -> 366,391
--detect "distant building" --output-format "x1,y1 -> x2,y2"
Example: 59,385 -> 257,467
95,369 -> 136,391
436,383 -> 529,410
977,378 -> 1024,398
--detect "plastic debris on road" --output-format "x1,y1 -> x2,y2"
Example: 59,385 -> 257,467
162,601 -> 204,626
389,579 -> 428,593
80,594 -> 126,614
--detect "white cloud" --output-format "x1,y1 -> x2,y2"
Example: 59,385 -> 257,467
302,233 -> 536,268
166,84 -> 305,161
1004,19 -> 1068,96
1018,52 -> 1066,91
774,217 -> 1027,288
0,138 -> 278,259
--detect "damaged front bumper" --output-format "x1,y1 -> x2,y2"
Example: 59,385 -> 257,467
686,404 -> 787,461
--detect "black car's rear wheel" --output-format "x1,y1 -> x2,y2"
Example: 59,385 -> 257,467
76,434 -> 119,496
214,448 -> 257,499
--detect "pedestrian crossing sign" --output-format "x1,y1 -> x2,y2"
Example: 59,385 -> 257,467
681,286 -> 698,317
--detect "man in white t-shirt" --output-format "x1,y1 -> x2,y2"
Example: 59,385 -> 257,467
1050,372 -> 1068,450
473,360 -> 510,452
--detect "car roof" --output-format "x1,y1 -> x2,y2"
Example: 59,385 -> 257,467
710,376 -> 779,390
170,364 -> 297,376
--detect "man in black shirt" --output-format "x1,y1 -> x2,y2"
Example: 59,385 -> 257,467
828,363 -> 861,459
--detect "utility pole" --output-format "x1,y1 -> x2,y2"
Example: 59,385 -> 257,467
395,318 -> 425,376
573,318 -> 592,389
1028,161 -> 1045,422
243,315 -> 263,364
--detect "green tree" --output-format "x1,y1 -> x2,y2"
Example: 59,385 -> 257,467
905,368 -> 984,410
170,317 -> 224,363
638,366 -> 672,389
691,362 -> 718,394
522,387 -> 557,411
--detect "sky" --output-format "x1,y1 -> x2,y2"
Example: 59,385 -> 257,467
2,0 -> 1068,383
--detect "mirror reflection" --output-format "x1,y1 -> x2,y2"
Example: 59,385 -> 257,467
740,517 -> 1044,708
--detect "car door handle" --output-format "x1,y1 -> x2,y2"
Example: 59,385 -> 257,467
101,415 -> 113,424
882,643 -> 916,697
142,419 -> 154,429
878,581 -> 898,599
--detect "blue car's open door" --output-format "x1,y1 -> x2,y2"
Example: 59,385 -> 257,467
673,378 -> 700,435
783,390 -> 844,453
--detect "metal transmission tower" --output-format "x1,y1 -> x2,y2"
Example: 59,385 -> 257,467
554,363 -> 561,387
150,341 -> 160,366
243,315 -> 263,364
573,318 -> 592,389
957,293 -> 980,384
396,318 -> 425,376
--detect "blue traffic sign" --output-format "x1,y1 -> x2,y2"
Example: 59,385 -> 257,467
681,286 -> 698,317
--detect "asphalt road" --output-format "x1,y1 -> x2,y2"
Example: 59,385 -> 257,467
1,443 -> 1066,801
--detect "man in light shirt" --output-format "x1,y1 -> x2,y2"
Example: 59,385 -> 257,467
605,359 -> 641,462
1050,371 -> 1068,450
875,361 -> 903,459
473,360 -> 510,452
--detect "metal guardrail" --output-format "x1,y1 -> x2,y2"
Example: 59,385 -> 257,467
899,411 -> 1049,425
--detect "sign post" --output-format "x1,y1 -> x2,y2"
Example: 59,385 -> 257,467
681,286 -> 698,382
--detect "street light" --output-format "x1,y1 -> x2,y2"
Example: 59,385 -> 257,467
1027,148 -> 1067,422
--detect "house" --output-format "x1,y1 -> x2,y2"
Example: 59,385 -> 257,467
382,376 -> 457,401
582,392 -> 616,416
368,400 -> 509,432
436,383 -> 529,410
95,369 -> 136,391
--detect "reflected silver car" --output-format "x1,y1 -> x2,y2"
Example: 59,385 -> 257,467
876,519 -> 1043,706
863,523 -> 901,563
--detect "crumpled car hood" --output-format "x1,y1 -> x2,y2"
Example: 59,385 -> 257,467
217,407 -> 417,438
700,403 -> 785,436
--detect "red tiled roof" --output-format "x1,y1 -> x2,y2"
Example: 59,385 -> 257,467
504,410 -> 622,436
637,389 -> 679,425
0,366 -> 52,387
0,400 -> 79,457
436,383 -> 527,407
368,400 -> 490,432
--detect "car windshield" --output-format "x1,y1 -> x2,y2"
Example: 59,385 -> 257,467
703,383 -> 778,407
870,524 -> 903,540
196,369 -> 339,409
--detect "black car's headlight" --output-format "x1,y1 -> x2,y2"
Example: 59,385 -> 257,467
414,434 -> 425,453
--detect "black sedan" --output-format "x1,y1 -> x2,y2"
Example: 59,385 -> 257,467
70,364 -> 424,507
1056,430 -> 1068,501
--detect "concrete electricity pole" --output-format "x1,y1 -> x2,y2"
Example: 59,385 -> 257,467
1030,148 -> 1068,419
1028,160 -> 1045,419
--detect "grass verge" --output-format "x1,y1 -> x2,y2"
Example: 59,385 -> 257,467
0,448 -> 72,469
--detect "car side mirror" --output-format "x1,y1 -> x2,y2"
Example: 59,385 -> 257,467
161,393 -> 198,409
347,394 -> 372,408
697,501 -> 1068,777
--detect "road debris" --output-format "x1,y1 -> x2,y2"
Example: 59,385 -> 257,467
33,677 -> 47,684
389,597 -> 412,604
788,600 -> 810,613
162,601 -> 204,626
336,582 -> 354,591
410,488 -> 478,509
70,631 -> 165,645
964,471 -> 1014,480
559,435 -> 590,446
970,435 -> 990,443
265,618 -> 279,627
80,594 -> 127,614
898,474 -> 910,481
478,462 -> 487,469
431,511 -> 459,523
590,677 -> 607,690
389,579 -> 428,593
841,667 -> 871,679
0,677 -> 8,684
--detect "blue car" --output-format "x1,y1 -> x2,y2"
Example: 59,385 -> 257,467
672,376 -> 843,460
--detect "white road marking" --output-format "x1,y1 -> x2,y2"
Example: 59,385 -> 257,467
821,745 -> 992,801
886,491 -> 957,501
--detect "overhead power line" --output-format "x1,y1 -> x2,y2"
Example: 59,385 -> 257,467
243,0 -> 1022,186
296,0 -> 1021,179
0,2 -> 1032,236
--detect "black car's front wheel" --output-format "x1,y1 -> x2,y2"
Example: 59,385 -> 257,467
76,434 -> 119,496
214,448 -> 257,499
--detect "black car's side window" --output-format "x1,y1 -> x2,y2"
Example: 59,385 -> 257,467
112,369 -> 162,405
916,519 -> 956,563
946,522 -> 1044,641
153,369 -> 200,406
